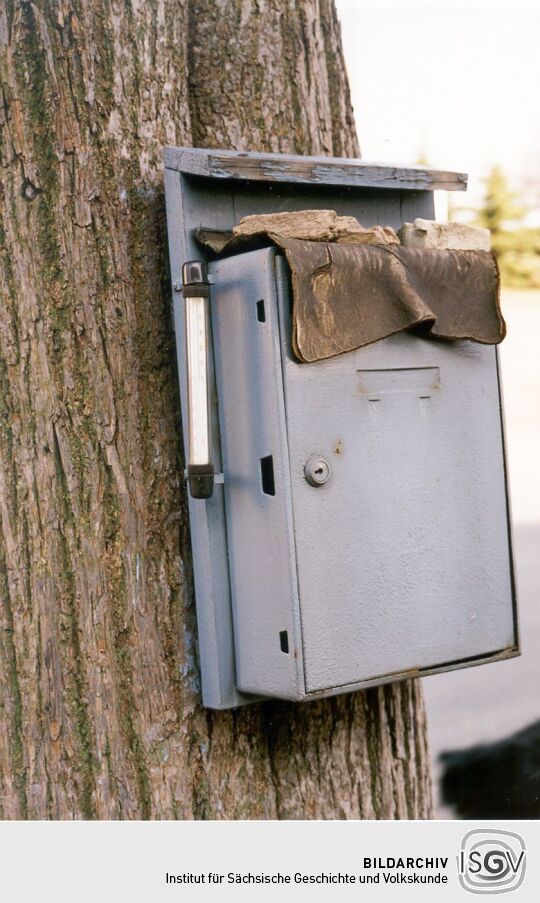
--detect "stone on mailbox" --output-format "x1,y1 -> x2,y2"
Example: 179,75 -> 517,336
400,218 -> 491,250
232,209 -> 400,245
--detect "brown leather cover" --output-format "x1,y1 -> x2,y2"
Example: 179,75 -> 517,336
195,229 -> 505,362
274,238 -> 504,363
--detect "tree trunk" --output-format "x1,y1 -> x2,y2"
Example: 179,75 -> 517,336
0,0 -> 432,819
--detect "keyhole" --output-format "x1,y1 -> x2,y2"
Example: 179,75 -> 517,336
304,456 -> 330,486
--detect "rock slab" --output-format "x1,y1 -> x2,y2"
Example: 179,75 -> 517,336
400,218 -> 491,250
232,209 -> 400,245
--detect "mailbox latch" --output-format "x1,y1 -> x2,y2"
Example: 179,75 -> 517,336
182,260 -> 215,500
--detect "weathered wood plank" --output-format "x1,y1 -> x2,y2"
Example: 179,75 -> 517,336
164,147 -> 468,192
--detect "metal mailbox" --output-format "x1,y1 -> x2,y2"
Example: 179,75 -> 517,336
164,147 -> 519,709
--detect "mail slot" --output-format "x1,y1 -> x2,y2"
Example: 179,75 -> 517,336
164,147 -> 519,709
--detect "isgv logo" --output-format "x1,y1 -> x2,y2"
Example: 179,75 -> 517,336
458,830 -> 526,894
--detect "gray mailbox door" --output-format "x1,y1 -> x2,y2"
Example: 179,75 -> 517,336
211,248 -> 517,701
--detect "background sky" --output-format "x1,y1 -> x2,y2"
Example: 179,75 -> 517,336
336,0 -> 540,212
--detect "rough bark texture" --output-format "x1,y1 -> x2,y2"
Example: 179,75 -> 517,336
0,0 -> 432,819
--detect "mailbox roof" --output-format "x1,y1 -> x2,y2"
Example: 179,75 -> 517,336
164,147 -> 467,192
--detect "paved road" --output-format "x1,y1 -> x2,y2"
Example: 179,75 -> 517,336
423,291 -> 540,817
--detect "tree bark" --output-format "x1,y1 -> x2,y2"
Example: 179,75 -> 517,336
0,0 -> 432,819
